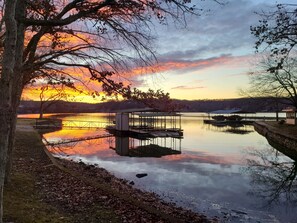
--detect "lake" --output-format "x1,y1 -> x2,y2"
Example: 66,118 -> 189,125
23,112 -> 297,222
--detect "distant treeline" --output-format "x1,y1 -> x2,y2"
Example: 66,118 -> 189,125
18,97 -> 290,114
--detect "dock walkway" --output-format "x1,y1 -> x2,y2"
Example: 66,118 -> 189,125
35,118 -> 112,130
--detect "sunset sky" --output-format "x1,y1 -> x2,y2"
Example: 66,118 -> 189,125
136,0 -> 295,100
22,0 -> 296,103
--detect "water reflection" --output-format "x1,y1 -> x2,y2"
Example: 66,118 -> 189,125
45,129 -> 182,159
38,113 -> 297,222
245,146 -> 297,206
47,136 -> 113,156
113,137 -> 181,157
203,123 -> 253,135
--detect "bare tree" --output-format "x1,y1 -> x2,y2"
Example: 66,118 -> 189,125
248,3 -> 297,117
37,84 -> 75,119
251,3 -> 297,72
247,56 -> 297,109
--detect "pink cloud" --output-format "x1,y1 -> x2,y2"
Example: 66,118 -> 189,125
171,85 -> 206,90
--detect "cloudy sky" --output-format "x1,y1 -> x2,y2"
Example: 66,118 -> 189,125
22,0 -> 296,103
130,0 -> 296,100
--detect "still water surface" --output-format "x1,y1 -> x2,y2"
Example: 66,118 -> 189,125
24,113 -> 296,222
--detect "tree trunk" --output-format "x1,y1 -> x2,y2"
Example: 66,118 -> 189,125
276,99 -> 279,122
4,0 -> 26,184
5,93 -> 23,183
4,112 -> 17,184
39,102 -> 44,119
0,0 -> 18,222
0,109 -> 11,223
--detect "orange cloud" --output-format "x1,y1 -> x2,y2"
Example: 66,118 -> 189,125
21,54 -> 252,103
124,55 -> 240,78
37,32 -> 96,49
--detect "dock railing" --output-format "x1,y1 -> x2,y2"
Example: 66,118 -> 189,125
35,118 -> 114,130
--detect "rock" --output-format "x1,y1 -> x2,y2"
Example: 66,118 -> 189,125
136,173 -> 148,178
129,181 -> 135,185
79,161 -> 84,165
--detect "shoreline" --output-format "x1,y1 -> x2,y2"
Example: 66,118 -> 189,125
253,121 -> 297,160
4,119 -> 216,222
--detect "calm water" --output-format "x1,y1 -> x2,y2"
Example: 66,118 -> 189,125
24,113 -> 297,222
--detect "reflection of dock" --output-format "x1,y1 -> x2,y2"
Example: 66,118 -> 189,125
203,119 -> 254,126
44,133 -> 112,146
203,121 -> 254,135
110,136 -> 182,158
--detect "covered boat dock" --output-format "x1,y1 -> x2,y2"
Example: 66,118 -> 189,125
107,108 -> 183,138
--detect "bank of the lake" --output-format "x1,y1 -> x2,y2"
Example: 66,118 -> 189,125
254,121 -> 297,160
4,119 -> 214,223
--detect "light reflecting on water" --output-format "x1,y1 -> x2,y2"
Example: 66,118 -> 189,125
37,113 -> 297,222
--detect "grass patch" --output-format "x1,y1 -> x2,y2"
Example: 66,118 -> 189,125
4,171 -> 120,223
4,173 -> 72,223
266,121 -> 297,138
17,118 -> 37,126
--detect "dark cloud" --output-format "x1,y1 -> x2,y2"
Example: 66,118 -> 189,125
155,0 -> 274,60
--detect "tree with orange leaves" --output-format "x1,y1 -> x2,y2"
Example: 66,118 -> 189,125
0,1 -> 220,221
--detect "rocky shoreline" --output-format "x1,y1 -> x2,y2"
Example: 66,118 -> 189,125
43,157 -> 215,223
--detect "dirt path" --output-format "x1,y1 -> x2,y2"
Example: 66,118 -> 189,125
4,120 -> 217,223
